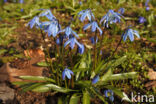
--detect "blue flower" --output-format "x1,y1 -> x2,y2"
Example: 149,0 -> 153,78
19,0 -> 24,4
118,8 -> 125,14
46,19 -> 61,37
92,75 -> 99,84
90,37 -> 98,44
78,44 -> 85,54
27,16 -> 40,29
62,68 -> 74,80
83,21 -> 103,35
138,17 -> 146,24
100,9 -> 122,28
104,90 -> 114,102
78,9 -> 95,22
64,36 -> 82,49
146,6 -> 150,11
59,26 -> 79,37
20,9 -> 24,12
123,27 -> 140,42
39,9 -> 55,21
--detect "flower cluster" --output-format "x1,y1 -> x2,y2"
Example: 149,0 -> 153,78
27,9 -> 84,53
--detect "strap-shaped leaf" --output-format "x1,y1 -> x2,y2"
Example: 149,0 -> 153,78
32,83 -> 75,93
97,72 -> 137,86
107,72 -> 138,81
19,76 -> 55,83
69,94 -> 80,104
83,89 -> 90,104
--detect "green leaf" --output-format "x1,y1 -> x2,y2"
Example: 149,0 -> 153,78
22,83 -> 44,92
97,72 -> 137,86
107,72 -> 138,81
95,56 -> 127,74
19,76 -> 55,83
69,94 -> 80,104
100,68 -> 112,82
104,86 -> 131,102
36,61 -> 49,67
32,83 -> 75,93
12,81 -> 33,86
83,90 -> 90,104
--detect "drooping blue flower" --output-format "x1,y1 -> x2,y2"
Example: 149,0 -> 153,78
19,0 -> 24,4
104,90 -> 114,102
62,68 -> 74,80
59,26 -> 79,37
146,6 -> 150,11
123,27 -> 140,42
64,36 -> 82,49
78,9 -> 95,22
27,16 -> 40,29
20,9 -> 24,12
100,9 -> 122,28
78,44 -> 85,54
118,8 -> 125,14
39,9 -> 55,21
138,17 -> 146,24
90,37 -> 98,44
83,21 -> 103,35
46,19 -> 61,37
92,75 -> 99,84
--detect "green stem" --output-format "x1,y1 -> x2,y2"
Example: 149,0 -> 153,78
110,35 -> 123,58
97,28 -> 104,62
69,50 -> 74,88
94,31 -> 97,70
40,30 -> 55,77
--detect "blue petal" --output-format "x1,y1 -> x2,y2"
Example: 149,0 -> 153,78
104,90 -> 108,97
70,38 -> 76,49
62,70 -> 66,80
87,12 -> 91,21
92,75 -> 99,84
128,29 -> 134,41
78,44 -> 85,54
97,26 -> 103,35
68,69 -> 74,75
65,70 -> 72,79
133,30 -> 140,38
91,22 -> 97,32
83,23 -> 91,30
72,31 -> 79,38
64,39 -> 71,47
109,96 -> 114,102
65,27 -> 72,37
123,33 -> 128,42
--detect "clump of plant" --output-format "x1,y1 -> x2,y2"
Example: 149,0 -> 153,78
13,8 -> 141,103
